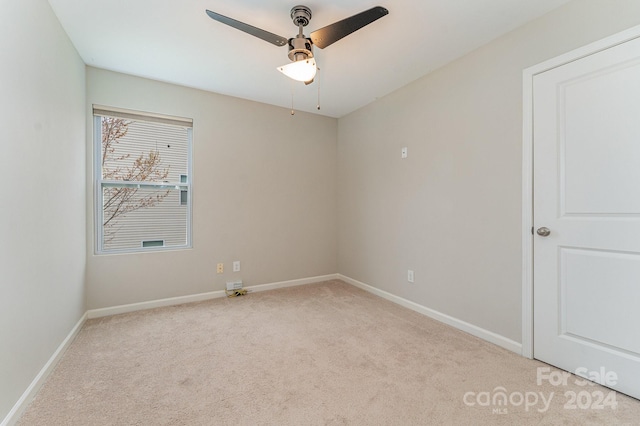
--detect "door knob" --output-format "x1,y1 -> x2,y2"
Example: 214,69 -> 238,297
536,227 -> 551,237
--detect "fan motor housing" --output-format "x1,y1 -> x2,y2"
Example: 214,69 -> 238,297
288,36 -> 313,62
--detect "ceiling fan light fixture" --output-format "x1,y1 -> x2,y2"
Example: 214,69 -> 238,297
277,57 -> 317,83
206,5 -> 389,91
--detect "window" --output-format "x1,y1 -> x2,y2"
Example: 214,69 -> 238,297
94,106 -> 192,253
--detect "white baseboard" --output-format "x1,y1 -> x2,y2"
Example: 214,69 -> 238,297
246,274 -> 339,293
87,290 -> 226,319
1,312 -> 87,426
87,274 -> 340,319
338,274 -> 522,354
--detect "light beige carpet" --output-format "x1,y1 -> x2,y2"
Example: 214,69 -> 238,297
18,280 -> 640,425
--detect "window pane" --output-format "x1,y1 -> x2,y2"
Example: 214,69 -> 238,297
101,117 -> 188,181
102,186 -> 187,251
142,240 -> 165,248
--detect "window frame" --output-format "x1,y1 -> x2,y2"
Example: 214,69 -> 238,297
93,106 -> 193,254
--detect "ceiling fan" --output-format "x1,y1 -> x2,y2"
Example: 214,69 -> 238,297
205,5 -> 389,84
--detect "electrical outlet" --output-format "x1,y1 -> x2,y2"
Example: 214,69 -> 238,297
217,263 -> 224,274
408,270 -> 414,283
233,261 -> 240,272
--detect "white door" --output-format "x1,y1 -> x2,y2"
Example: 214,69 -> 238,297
533,35 -> 640,399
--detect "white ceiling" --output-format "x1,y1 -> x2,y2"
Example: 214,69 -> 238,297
47,0 -> 570,118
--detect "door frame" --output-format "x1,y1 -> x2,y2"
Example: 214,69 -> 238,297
521,24 -> 640,359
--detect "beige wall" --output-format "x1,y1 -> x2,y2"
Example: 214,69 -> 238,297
86,68 -> 338,309
0,0 -> 86,421
337,0 -> 640,343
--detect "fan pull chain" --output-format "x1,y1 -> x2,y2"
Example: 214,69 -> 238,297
316,67 -> 321,111
290,80 -> 295,115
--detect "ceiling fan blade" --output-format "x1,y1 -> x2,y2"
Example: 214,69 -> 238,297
310,6 -> 389,49
205,10 -> 288,47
